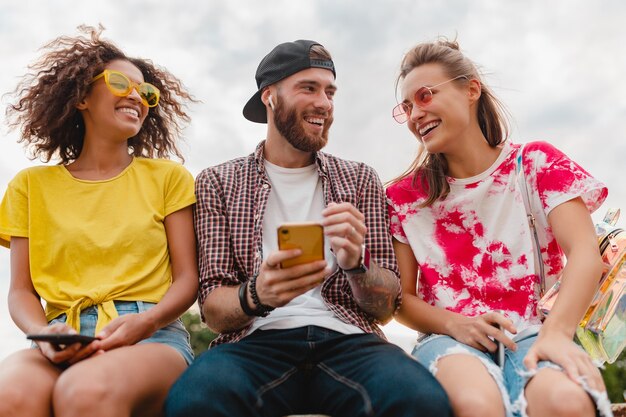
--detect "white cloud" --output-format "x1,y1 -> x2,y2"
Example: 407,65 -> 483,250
1,0 -> 625,359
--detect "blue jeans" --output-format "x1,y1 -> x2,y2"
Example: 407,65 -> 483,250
165,325 -> 451,417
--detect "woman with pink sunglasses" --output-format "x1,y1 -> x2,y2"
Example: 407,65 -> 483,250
386,39 -> 612,417
0,26 -> 197,417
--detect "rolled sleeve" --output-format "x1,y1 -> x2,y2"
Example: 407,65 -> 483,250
194,169 -> 240,310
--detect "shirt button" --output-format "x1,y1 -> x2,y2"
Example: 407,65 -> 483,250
262,183 -> 269,189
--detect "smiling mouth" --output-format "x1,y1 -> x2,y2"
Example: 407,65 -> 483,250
117,107 -> 140,118
419,121 -> 440,137
305,116 -> 324,127
419,121 -> 441,136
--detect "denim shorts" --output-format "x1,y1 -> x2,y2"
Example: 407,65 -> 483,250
47,300 -> 194,365
412,328 -> 612,417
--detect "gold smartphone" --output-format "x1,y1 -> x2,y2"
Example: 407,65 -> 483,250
277,222 -> 325,268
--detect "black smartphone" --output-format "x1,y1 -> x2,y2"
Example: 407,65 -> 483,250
495,324 -> 505,368
494,309 -> 505,368
27,333 -> 98,346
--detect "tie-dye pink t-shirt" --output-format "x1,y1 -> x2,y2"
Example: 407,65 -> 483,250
386,141 -> 607,330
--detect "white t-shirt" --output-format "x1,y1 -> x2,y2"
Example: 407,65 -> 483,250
386,141 -> 607,331
248,160 -> 362,335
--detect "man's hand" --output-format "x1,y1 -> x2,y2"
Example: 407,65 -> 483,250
321,202 -> 400,322
321,202 -> 366,270
254,249 -> 330,308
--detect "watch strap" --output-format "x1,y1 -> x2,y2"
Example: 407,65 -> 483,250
344,244 -> 370,275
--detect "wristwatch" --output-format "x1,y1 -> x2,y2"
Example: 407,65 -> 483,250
344,244 -> 370,275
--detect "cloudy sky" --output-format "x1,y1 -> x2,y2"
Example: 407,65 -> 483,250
0,0 -> 625,359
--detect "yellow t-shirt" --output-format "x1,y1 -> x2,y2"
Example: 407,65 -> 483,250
0,158 -> 195,333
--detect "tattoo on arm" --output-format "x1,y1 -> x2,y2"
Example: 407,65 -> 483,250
347,262 -> 400,322
202,287 -> 255,333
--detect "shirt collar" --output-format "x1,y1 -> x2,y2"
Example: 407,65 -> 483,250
254,140 -> 329,178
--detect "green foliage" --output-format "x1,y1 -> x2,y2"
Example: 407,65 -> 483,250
181,311 -> 217,358
601,349 -> 626,403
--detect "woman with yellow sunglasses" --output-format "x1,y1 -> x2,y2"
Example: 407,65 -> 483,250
0,25 -> 198,417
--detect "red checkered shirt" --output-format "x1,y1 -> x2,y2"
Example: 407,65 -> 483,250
195,141 -> 400,346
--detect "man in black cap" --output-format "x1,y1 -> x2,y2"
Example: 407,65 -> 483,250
166,40 -> 451,417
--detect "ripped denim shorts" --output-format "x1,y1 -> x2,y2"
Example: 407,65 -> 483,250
412,327 -> 612,417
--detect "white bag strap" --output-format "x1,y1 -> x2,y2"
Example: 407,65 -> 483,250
515,144 -> 546,295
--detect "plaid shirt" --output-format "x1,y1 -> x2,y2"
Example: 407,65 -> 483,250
195,141 -> 399,346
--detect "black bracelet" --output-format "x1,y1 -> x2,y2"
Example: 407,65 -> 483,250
249,275 -> 275,317
238,282 -> 257,316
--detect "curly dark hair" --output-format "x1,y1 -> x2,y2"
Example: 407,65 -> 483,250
5,25 -> 195,163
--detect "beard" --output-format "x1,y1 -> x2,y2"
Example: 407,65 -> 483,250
272,95 -> 332,153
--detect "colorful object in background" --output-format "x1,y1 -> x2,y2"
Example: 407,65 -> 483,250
539,208 -> 626,364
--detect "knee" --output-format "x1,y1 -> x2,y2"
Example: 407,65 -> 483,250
525,370 -> 596,417
373,364 -> 452,417
165,372 -> 211,417
53,370 -> 118,415
165,356 -> 253,416
384,389 -> 452,417
0,386 -> 34,416
451,391 -> 504,417
536,384 -> 594,417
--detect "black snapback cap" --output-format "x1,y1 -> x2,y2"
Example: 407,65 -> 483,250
243,39 -> 336,123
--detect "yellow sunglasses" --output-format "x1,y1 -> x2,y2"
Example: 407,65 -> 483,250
92,69 -> 160,108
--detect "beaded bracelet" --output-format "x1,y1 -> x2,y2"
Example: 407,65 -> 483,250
238,282 -> 257,316
249,275 -> 275,317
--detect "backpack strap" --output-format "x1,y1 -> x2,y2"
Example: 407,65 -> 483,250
515,144 -> 547,295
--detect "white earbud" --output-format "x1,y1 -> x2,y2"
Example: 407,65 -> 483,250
268,95 -> 275,111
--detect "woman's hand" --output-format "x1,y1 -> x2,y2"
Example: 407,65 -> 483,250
447,311 -> 518,353
524,331 -> 605,392
95,312 -> 158,351
34,323 -> 101,365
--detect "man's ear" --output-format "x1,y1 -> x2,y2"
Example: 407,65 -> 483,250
261,88 -> 273,107
261,88 -> 277,112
